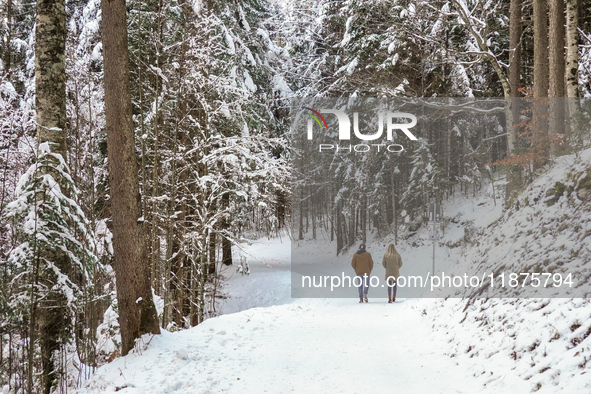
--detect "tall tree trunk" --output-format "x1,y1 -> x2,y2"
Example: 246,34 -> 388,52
549,0 -> 566,154
4,0 -> 12,75
35,0 -> 68,391
361,194 -> 366,245
533,0 -> 549,99
549,0 -> 566,98
101,0 -> 161,356
533,0 -> 549,168
533,0 -> 549,98
150,0 -> 164,295
311,200 -> 316,240
348,203 -> 355,247
329,184 -> 334,242
565,0 -> 579,98
390,172 -> 397,244
208,199 -> 217,273
36,0 -> 67,161
276,190 -> 286,229
336,201 -> 342,255
509,0 -> 522,97
508,0 -> 522,156
221,192 -> 233,266
298,198 -> 303,240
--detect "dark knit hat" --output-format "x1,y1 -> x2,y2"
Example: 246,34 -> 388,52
357,244 -> 366,254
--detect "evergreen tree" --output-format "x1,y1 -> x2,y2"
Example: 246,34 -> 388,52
401,137 -> 440,221
3,144 -> 98,392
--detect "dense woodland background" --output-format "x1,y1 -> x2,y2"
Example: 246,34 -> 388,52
1,0 -> 591,392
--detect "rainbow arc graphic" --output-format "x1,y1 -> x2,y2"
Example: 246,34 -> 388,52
303,107 -> 328,131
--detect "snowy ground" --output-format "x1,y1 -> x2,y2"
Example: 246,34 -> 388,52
76,150 -> 591,393
75,298 -> 506,394
76,235 -> 591,393
216,236 -> 292,315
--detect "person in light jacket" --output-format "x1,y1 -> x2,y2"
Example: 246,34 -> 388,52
382,244 -> 403,303
351,243 -> 373,303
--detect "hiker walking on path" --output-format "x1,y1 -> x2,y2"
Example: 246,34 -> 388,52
382,244 -> 403,303
351,243 -> 374,303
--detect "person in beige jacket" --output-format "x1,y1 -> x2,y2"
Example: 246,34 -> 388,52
382,244 -> 403,303
351,243 -> 374,303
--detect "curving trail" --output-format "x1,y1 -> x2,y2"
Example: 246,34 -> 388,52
77,237 -> 534,394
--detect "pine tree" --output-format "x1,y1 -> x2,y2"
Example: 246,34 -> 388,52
3,144 -> 98,393
401,137 -> 440,221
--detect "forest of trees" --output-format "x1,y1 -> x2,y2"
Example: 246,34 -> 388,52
289,0 -> 591,255
1,0 -> 591,392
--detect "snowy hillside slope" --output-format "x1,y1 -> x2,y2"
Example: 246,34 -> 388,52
444,148 -> 591,298
420,148 -> 591,393
421,297 -> 591,393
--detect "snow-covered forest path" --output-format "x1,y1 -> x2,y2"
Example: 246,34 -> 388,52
81,301 -> 486,393
78,237 -> 538,394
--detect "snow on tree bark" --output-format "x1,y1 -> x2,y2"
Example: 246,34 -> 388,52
34,0 -> 69,392
508,0 -> 522,157
35,0 -> 67,162
565,0 -> 579,98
